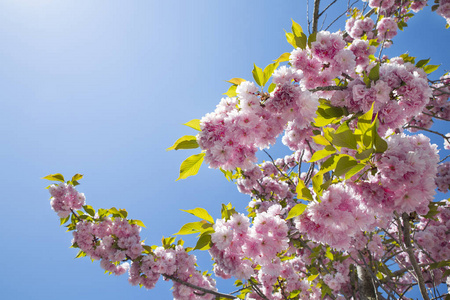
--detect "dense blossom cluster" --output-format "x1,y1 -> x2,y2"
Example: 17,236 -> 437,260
72,218 -> 143,275
49,183 -> 85,218
295,183 -> 376,250
197,77 -> 318,170
210,209 -> 289,282
374,134 -> 439,214
129,246 -> 217,300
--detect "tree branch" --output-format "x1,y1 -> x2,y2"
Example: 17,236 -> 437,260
312,0 -> 321,33
164,274 -> 237,299
401,213 -> 430,300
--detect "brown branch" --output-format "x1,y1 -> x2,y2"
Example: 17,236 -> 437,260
164,274 -> 237,299
312,0 -> 321,33
401,213 -> 430,300
309,85 -> 347,92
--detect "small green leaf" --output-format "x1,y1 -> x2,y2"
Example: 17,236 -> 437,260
296,179 -> 313,201
309,145 -> 336,162
71,174 -> 83,182
308,32 -> 317,48
274,52 -> 290,63
221,203 -> 237,221
167,135 -> 199,151
423,64 -> 439,74
334,155 -> 358,177
291,19 -> 303,36
60,215 -> 70,226
345,163 -> 365,180
223,84 -> 237,97
83,205 -> 95,217
75,250 -> 86,259
286,203 -> 308,220
311,135 -> 331,146
252,64 -> 265,87
173,221 -> 205,235
368,64 -> 380,82
415,58 -> 430,68
180,207 -> 214,224
176,153 -> 205,181
312,172 -> 324,195
194,232 -> 211,250
330,123 -> 357,150
227,78 -> 246,85
42,173 -> 65,183
268,83 -> 276,93
374,129 -> 388,153
263,62 -> 279,86
183,119 -> 201,131
130,219 -> 146,228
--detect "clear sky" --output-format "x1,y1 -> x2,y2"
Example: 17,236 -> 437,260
0,1 -> 448,299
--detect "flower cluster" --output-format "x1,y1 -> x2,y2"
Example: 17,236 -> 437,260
295,183 -> 375,250
129,246 -> 217,300
49,183 -> 85,218
209,209 -> 289,284
375,134 -> 439,214
197,75 -> 318,170
72,218 -> 143,275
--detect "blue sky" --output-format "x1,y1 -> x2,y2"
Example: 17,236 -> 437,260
0,1 -> 448,299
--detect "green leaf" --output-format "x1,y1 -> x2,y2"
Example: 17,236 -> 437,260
400,53 -> 415,64
183,119 -> 201,131
75,250 -> 86,259
42,173 -> 65,183
227,78 -> 246,85
290,20 -> 307,49
286,203 -> 308,220
173,221 -> 205,235
180,207 -> 214,224
71,174 -> 83,182
221,203 -> 236,221
428,260 -> 450,270
308,32 -> 317,48
330,123 -> 357,150
296,179 -> 313,201
194,232 -> 211,250
415,58 -> 430,68
334,155 -> 358,177
223,84 -> 237,97
311,135 -> 331,146
176,153 -> 205,181
252,64 -> 264,87
83,205 -> 95,217
373,128 -> 388,153
166,135 -> 199,151
345,163 -> 365,180
309,145 -> 336,162
268,83 -> 276,93
274,52 -> 290,63
291,19 -> 303,37
312,172 -> 324,195
285,31 -> 297,48
368,63 -> 380,82
130,219 -> 146,228
355,148 -> 373,161
60,215 -> 70,226
263,62 -> 279,86
423,64 -> 439,74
